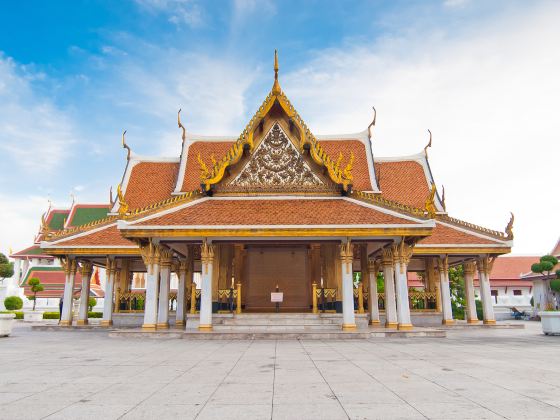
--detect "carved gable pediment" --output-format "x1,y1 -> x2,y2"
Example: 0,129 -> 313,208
222,123 -> 333,193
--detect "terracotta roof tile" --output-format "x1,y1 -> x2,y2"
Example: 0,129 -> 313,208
474,256 -> 540,280
319,140 -> 372,191
375,160 -> 429,208
182,142 -> 234,192
419,222 -> 502,245
125,162 -> 179,209
135,199 -> 416,226
52,225 -> 135,247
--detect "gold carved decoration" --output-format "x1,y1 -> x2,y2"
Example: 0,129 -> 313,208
381,247 -> 393,267
159,247 -> 174,268
339,241 -> 353,274
229,123 -> 324,190
116,184 -> 129,217
437,256 -> 449,273
106,257 -> 118,276
80,261 -> 93,277
139,242 -> 161,274
463,261 -> 476,275
201,241 -> 215,274
477,256 -> 495,275
425,183 -> 437,217
505,212 -> 514,240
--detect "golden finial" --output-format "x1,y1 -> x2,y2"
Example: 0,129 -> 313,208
441,185 -> 446,211
367,106 -> 376,141
272,49 -> 281,95
424,129 -> 432,157
424,183 -> 437,217
109,186 -> 115,207
116,183 -> 129,217
70,192 -> 75,207
178,109 -> 186,144
197,153 -> 209,180
505,212 -> 514,240
122,130 -> 131,160
40,212 -> 49,235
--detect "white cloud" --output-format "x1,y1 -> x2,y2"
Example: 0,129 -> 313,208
135,0 -> 204,28
0,54 -> 76,172
281,2 -> 560,253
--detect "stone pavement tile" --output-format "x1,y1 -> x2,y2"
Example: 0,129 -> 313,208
329,383 -> 402,404
44,403 -> 133,420
0,391 -> 33,404
210,382 -> 273,404
272,382 -> 338,405
121,403 -> 203,419
0,402 -> 70,420
142,383 -> 216,405
410,401 -> 504,419
481,398 -> 560,419
272,402 -> 348,420
343,402 -> 425,420
85,382 -> 163,405
197,403 -> 271,420
274,369 -> 325,384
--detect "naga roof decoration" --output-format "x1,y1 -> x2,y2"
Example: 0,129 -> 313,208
196,51 -> 355,194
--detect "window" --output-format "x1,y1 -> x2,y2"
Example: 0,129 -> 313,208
491,290 -> 498,303
513,290 -> 522,296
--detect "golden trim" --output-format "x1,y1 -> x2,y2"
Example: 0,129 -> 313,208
397,323 -> 414,331
122,227 -> 434,238
175,320 -> 185,327
369,319 -> 381,326
156,323 -> 169,329
59,320 -> 71,327
442,319 -> 455,325
467,319 -> 479,324
385,322 -> 398,329
413,247 -> 511,255
43,248 -> 141,256
198,324 -> 213,331
142,324 -> 157,330
483,320 -> 496,325
100,320 -> 113,327
76,319 -> 88,326
342,323 -> 357,331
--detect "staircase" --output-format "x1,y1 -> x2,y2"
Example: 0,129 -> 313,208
213,313 -> 343,332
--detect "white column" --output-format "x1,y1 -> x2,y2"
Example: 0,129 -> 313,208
463,262 -> 478,324
175,260 -> 187,327
77,262 -> 93,326
477,257 -> 496,325
199,241 -> 214,330
60,259 -> 77,326
438,256 -> 454,325
157,250 -> 173,329
141,243 -> 161,330
102,259 -> 116,327
340,242 -> 356,330
394,242 -> 413,330
21,259 -> 29,279
13,258 -> 22,284
367,260 -> 380,326
381,248 -> 398,328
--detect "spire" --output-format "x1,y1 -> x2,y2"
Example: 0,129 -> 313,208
272,49 -> 281,95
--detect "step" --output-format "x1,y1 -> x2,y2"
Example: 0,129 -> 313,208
213,324 -> 341,332
220,319 -> 337,326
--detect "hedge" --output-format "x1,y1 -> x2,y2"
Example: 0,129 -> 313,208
41,312 -> 103,319
0,311 -> 23,319
4,296 -> 23,310
88,312 -> 103,318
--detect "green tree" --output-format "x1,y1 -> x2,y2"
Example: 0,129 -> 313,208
449,266 -> 466,320
88,297 -> 97,311
3,296 -> 23,310
28,277 -> 44,311
532,255 -> 560,308
0,253 -> 14,283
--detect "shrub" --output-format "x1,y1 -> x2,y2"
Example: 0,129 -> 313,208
88,297 -> 97,311
88,311 -> 102,318
43,312 -> 60,319
0,252 -> 14,280
475,299 -> 483,320
4,296 -> 23,310
551,279 -> 560,293
28,277 -> 44,311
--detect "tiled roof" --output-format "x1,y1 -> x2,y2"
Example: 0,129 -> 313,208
21,266 -> 104,298
47,210 -> 70,230
317,140 -> 372,191
133,198 -> 419,226
480,256 -> 540,280
181,141 -> 234,192
375,160 -> 430,208
50,225 -> 135,247
418,222 -> 503,245
10,245 -> 52,258
67,205 -> 110,227
125,161 -> 179,209
551,238 -> 560,257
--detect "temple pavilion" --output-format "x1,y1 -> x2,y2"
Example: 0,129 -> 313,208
39,52 -> 514,332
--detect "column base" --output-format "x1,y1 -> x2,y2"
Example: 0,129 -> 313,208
59,320 -> 72,327
483,319 -> 496,325
174,320 -> 185,327
369,319 -> 381,326
76,319 -> 88,326
385,322 -> 398,329
198,324 -> 213,331
156,323 -> 169,329
142,324 -> 157,331
342,323 -> 357,331
467,318 -> 480,324
398,323 -> 413,331
442,319 -> 455,326
100,320 -> 113,327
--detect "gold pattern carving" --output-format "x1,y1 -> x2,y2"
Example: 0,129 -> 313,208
424,183 -> 437,217
201,241 -> 215,274
116,184 -> 129,217
339,241 -> 353,274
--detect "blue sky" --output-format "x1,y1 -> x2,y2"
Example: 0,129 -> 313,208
1,0 -> 559,254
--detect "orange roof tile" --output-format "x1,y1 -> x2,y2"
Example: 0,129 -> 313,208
182,141 -> 234,192
474,256 -> 540,280
52,225 -> 135,247
319,140 -> 372,191
418,222 -> 502,245
134,199 -> 417,226
375,160 -> 430,208
125,161 -> 179,209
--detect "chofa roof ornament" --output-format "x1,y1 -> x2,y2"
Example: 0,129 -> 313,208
424,129 -> 432,157
122,130 -> 131,160
367,106 -> 376,141
505,212 -> 514,240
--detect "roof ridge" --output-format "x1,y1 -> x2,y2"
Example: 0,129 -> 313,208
351,190 -> 429,219
121,190 -> 202,221
45,215 -> 118,241
436,214 -> 507,241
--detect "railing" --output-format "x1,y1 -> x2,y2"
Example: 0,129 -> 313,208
117,291 -> 145,312
169,292 -> 177,311
312,283 -> 337,313
217,287 -> 239,313
369,291 -> 437,311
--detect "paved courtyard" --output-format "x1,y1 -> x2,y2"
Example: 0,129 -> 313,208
1,322 -> 560,419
